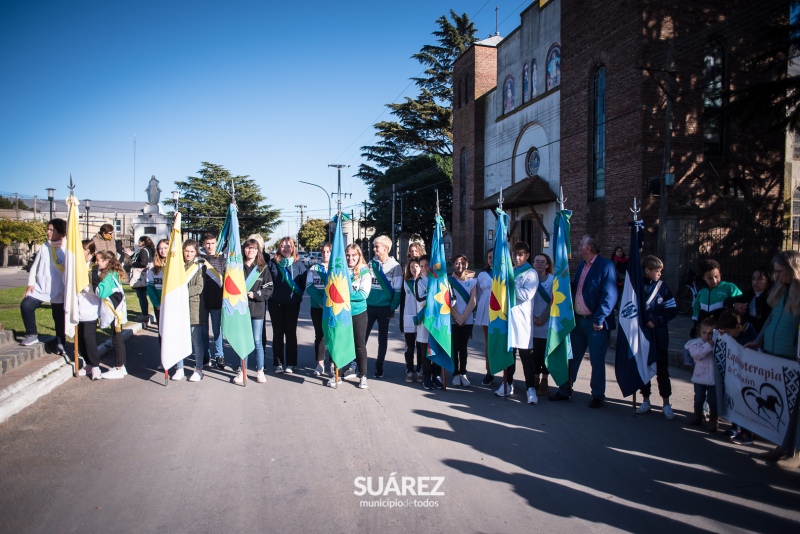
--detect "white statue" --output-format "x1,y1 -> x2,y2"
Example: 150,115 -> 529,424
146,175 -> 161,206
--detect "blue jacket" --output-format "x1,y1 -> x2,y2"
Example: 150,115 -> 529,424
572,255 -> 618,330
642,278 -> 677,357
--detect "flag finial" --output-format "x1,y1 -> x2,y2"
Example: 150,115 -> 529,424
630,197 -> 640,221
498,187 -> 504,211
68,174 -> 75,196
557,186 -> 567,211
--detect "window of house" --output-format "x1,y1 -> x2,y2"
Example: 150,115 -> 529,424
703,41 -> 725,155
523,64 -> 529,103
503,76 -> 515,114
114,219 -> 121,233
591,65 -> 606,199
546,44 -> 561,91
526,147 -> 541,177
460,148 -> 467,223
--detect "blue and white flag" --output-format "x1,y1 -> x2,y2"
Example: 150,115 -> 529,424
614,220 -> 654,397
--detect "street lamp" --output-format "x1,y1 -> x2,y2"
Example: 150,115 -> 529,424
84,199 -> 91,239
298,181 -> 332,242
46,188 -> 55,220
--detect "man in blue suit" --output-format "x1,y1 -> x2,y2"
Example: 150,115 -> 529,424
550,235 -> 618,407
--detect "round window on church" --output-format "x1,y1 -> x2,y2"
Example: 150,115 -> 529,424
526,147 -> 541,177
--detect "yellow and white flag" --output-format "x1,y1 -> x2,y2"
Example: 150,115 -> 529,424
64,195 -> 89,339
160,213 -> 191,369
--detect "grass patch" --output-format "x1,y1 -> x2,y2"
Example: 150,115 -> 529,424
0,285 -> 145,344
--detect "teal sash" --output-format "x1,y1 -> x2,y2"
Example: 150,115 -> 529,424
370,260 -> 394,300
448,276 -> 471,304
245,265 -> 264,291
279,263 -> 303,296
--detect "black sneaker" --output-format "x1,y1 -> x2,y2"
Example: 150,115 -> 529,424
481,373 -> 494,386
203,356 -> 210,368
432,376 -> 443,389
342,366 -> 356,378
215,356 -> 226,370
373,369 -> 384,378
422,378 -> 434,390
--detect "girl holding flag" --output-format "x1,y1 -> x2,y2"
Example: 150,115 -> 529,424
179,240 -> 206,382
449,254 -> 477,387
233,238 -> 273,384
345,243 -> 371,389
93,251 -> 128,379
306,242 -> 332,377
77,240 -> 102,380
268,237 -> 307,374
147,238 -> 169,335
401,258 -> 423,382
475,249 -> 494,386
415,255 -> 442,390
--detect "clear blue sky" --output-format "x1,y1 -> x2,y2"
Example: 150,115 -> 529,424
0,0 -> 528,236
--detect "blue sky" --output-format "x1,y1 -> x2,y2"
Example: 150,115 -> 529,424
0,0 -> 528,235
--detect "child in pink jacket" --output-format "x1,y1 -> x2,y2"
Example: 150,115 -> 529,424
684,318 -> 718,431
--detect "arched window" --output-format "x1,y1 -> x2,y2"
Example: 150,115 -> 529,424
460,148 -> 467,223
531,59 -> 538,98
591,65 -> 606,199
546,43 -> 561,91
703,41 -> 725,155
503,75 -> 515,114
523,64 -> 529,103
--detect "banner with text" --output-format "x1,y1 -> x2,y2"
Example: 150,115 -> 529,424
713,332 -> 800,448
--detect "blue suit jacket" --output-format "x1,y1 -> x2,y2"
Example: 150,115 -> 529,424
572,255 -> 618,330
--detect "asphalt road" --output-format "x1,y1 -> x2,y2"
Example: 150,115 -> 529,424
1,296 -> 798,533
0,266 -> 30,290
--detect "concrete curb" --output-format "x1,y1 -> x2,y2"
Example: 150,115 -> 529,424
0,321 -> 143,424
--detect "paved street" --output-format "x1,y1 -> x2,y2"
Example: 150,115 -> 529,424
1,296 -> 798,533
0,266 -> 30,290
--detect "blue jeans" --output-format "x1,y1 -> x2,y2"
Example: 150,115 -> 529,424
559,315 -> 610,399
176,325 -> 205,370
202,308 -> 223,361
134,287 -> 149,317
693,384 -> 718,420
238,318 -> 264,371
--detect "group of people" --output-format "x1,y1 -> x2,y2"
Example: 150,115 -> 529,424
18,221 -> 800,468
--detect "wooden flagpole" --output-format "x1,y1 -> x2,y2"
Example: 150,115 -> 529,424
69,177 -> 80,378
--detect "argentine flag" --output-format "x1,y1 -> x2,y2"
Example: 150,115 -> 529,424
614,220 -> 654,397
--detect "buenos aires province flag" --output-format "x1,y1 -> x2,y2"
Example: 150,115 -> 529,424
545,209 -> 575,387
64,195 -> 88,339
323,213 -> 355,369
423,215 -> 453,373
159,213 -> 192,370
614,220 -> 653,397
487,207 -> 515,375
219,203 -> 255,359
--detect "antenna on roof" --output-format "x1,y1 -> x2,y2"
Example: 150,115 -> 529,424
495,5 -> 499,36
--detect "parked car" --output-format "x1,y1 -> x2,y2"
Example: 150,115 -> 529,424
308,252 -> 322,265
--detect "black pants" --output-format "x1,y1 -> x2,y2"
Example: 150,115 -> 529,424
366,305 -> 392,372
108,319 -> 126,367
20,296 -> 65,344
532,337 -> 549,377
352,311 -> 369,376
404,332 -> 421,372
640,352 -> 672,399
506,348 -> 535,388
310,306 -> 327,362
268,300 -> 301,367
452,324 -> 472,375
419,342 -> 441,379
78,321 -> 100,367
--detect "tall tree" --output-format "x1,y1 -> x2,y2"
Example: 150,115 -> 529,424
356,11 -> 477,193
169,162 -> 281,240
0,218 -> 46,267
365,154 -> 452,249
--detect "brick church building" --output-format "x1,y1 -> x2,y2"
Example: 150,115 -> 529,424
452,0 -> 790,290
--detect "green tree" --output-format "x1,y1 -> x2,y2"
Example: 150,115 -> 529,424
0,218 -> 47,267
0,195 -> 32,210
365,154 -> 452,249
298,218 -> 328,251
169,162 -> 281,240
356,11 -> 475,233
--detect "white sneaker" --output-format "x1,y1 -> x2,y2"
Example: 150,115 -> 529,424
256,369 -> 266,383
526,387 -> 539,405
102,367 -> 125,380
78,364 -> 91,377
460,374 -> 471,387
189,370 -> 203,382
314,364 -> 324,376
359,376 -> 368,389
274,365 -> 284,374
637,399 -> 652,414
415,372 -> 423,383
232,370 -> 244,385
452,374 -> 462,387
90,367 -> 102,380
663,404 -> 675,420
171,368 -> 185,381
157,364 -> 164,371
328,377 -> 338,389
405,371 -> 414,383
285,366 -> 294,374
494,383 -> 514,397
56,342 -> 66,355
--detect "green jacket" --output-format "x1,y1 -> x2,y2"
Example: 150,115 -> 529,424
186,261 -> 206,325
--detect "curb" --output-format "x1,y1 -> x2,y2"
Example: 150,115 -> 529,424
0,321 -> 143,424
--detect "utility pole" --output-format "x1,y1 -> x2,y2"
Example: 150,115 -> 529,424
391,184 -> 396,259
14,193 -> 19,220
295,204 -> 307,225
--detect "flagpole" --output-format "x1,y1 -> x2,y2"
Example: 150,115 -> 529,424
556,186 -> 571,401
68,176 -> 80,377
630,197 -> 640,416
434,190 -> 449,392
497,190 -> 510,399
